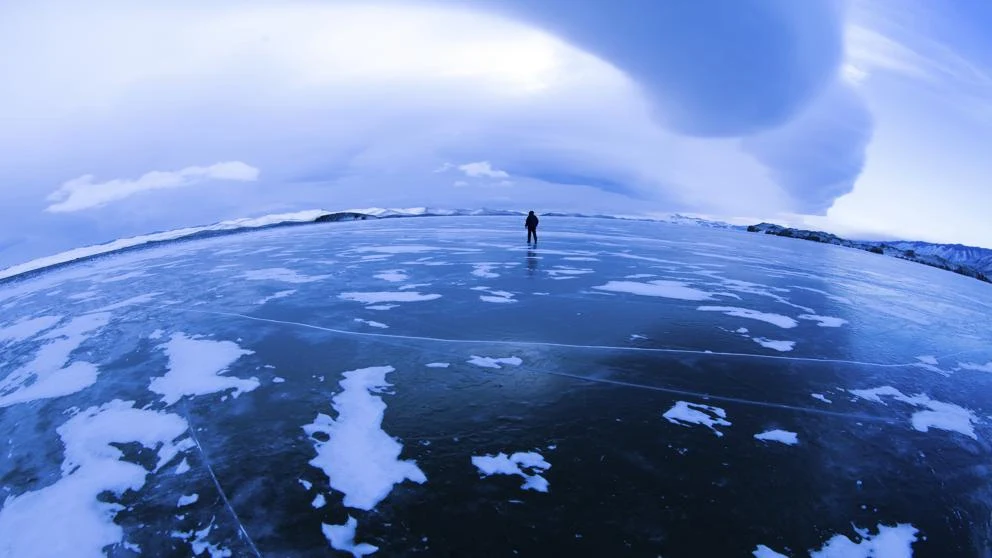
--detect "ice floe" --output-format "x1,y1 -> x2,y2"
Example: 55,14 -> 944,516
354,319 -> 389,329
754,429 -> 799,445
697,306 -> 798,328
593,280 -> 715,301
0,315 -> 61,343
752,338 -> 796,352
242,268 -> 329,283
663,401 -> 731,437
322,516 -> 378,557
340,292 -> 441,304
798,314 -> 848,328
0,313 -> 111,408
149,334 -> 258,405
0,400 -> 189,558
472,451 -> 551,492
304,366 -> 426,511
849,386 -> 977,439
467,356 -> 523,369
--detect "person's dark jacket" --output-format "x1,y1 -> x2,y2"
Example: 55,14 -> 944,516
525,214 -> 539,230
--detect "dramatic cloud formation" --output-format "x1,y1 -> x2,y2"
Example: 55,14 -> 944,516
0,0 -> 990,267
45,162 -> 260,213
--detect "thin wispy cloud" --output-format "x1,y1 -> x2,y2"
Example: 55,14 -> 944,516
45,162 -> 259,213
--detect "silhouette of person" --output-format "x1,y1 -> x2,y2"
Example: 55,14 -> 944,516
525,211 -> 539,244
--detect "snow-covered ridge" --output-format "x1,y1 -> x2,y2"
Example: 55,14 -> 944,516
0,208 -> 740,281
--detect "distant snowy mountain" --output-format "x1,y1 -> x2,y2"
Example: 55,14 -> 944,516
747,223 -> 991,284
0,207 -> 739,281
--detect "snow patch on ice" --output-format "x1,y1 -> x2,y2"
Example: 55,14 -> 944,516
0,315 -> 61,344
92,293 -> 160,312
148,329 -> 165,340
811,393 -> 833,404
272,377 -> 286,383
374,270 -> 408,282
959,361 -> 992,373
354,319 -> 389,329
472,451 -> 551,492
752,545 -> 789,558
257,289 -> 296,305
593,280 -> 715,301
150,334 -> 257,405
366,304 -> 398,311
175,458 -> 191,474
809,523 -> 918,557
322,517 -> 378,557
177,494 -> 199,507
850,386 -> 977,439
426,362 -> 450,368
916,355 -> 938,366
0,400 -> 188,558
752,338 -> 796,352
303,366 -> 426,511
472,264 -> 499,278
663,401 -> 731,437
312,493 -> 326,509
754,429 -> 799,445
0,313 -> 111,408
340,292 -> 441,304
172,519 -> 233,558
480,295 -> 517,304
243,268 -> 329,283
697,306 -> 798,328
468,356 -> 522,369
798,314 -> 848,328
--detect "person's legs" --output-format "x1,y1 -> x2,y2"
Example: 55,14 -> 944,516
528,228 -> 537,243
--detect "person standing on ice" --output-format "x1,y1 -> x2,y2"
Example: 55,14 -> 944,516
525,211 -> 539,244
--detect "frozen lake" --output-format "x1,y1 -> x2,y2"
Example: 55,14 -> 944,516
1,216 -> 991,556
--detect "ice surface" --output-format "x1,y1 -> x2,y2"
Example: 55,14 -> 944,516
426,362 -> 450,368
149,334 -> 258,405
340,292 -> 441,304
752,545 -> 788,558
467,356 -> 523,369
242,268 -> 328,283
0,313 -> 111,408
754,429 -> 799,445
593,280 -> 715,301
0,400 -> 188,558
303,366 -> 426,511
322,517 -> 378,557
663,401 -> 732,437
257,289 -> 296,304
374,270 -> 409,282
850,386 -> 977,439
697,306 -> 798,328
177,494 -> 199,507
752,338 -> 796,352
92,293 -> 159,312
472,451 -> 552,493
811,393 -> 833,404
798,314 -> 848,328
354,319 -> 389,329
809,523 -> 918,558
0,315 -> 61,343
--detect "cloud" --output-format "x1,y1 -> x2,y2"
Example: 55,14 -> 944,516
742,83 -> 873,214
488,0 -> 847,136
45,161 -> 259,213
457,162 -> 509,179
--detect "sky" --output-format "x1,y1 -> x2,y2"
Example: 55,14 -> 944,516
1,0 -> 992,268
